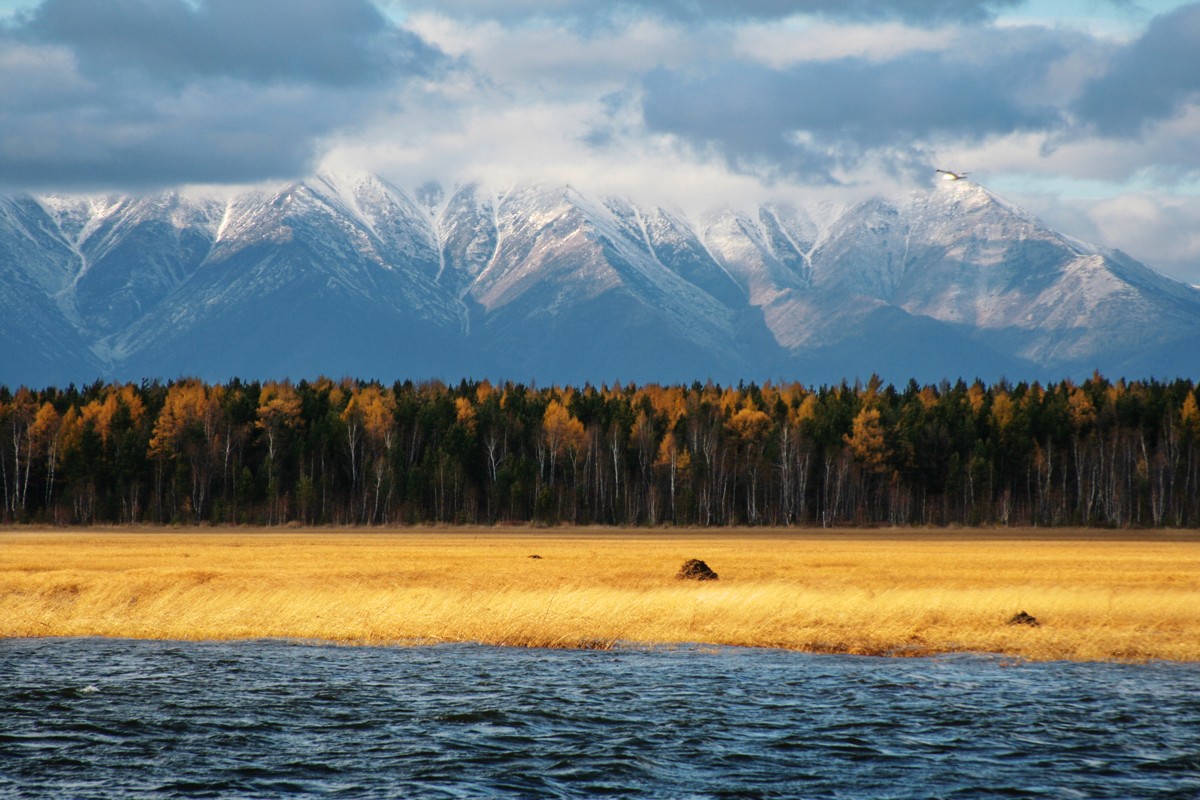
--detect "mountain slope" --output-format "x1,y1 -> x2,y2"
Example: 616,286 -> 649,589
771,180 -> 1200,379
106,178 -> 470,381
2,175 -> 1198,385
0,197 -> 104,385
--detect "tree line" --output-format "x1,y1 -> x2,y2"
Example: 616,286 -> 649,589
2,373 -> 1198,528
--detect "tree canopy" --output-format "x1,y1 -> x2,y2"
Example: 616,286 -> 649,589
2,373 -> 1197,528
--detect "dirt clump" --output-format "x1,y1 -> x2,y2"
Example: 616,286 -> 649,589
676,559 -> 718,581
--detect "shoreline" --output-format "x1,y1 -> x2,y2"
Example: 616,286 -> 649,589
7,634 -> 1173,665
3,528 -> 1199,662
8,522 -> 1200,541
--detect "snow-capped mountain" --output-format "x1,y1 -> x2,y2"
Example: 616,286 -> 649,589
2,174 -> 1198,386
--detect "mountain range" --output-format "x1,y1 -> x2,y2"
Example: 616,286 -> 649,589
2,173 -> 1198,387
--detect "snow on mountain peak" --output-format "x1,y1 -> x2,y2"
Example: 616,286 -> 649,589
3,173 -> 1199,386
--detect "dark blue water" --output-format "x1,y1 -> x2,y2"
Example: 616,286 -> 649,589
2,640 -> 1199,799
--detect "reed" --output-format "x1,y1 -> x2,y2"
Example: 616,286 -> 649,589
2,528 -> 1198,661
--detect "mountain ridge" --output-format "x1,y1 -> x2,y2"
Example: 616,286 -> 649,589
2,174 -> 1198,386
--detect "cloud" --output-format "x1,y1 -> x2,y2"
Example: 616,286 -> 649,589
731,20 -> 958,66
1087,192 -> 1200,279
21,0 -> 432,86
5,0 -> 1199,291
1073,2 -> 1200,136
405,12 -> 716,95
1014,189 -> 1200,285
0,0 -> 443,191
397,0 -> 1026,25
637,27 -> 1074,182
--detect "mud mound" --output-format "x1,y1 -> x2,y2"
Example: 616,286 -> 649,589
676,559 -> 718,581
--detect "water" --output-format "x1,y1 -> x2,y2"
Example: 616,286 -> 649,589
2,640 -> 1199,799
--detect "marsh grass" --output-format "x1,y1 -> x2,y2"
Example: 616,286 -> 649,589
3,528 -> 1199,661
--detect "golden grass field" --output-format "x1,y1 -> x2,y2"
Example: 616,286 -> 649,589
2,527 -> 1199,661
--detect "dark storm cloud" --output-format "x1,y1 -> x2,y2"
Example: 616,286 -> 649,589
404,0 -> 1025,25
1074,2 -> 1200,136
639,39 -> 1067,181
0,81 -> 377,189
22,0 -> 431,86
0,0 -> 444,191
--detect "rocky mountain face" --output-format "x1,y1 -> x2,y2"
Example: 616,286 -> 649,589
2,174 -> 1198,386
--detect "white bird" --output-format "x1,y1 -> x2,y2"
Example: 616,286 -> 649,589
936,169 -> 970,181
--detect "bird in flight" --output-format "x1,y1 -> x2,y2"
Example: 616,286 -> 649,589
936,169 -> 970,181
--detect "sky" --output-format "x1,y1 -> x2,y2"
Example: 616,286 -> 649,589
2,0 -> 1200,283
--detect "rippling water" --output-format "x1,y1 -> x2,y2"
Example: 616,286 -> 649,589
2,639 -> 1199,798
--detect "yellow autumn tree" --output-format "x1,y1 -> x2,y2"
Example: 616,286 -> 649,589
1181,392 -> 1200,441
845,406 -> 890,473
256,381 -> 302,464
57,406 -> 83,457
727,406 -> 771,442
991,392 -> 1015,434
474,380 -> 494,406
455,396 -> 477,434
150,380 -> 220,459
29,403 -> 63,507
918,386 -> 939,410
82,384 -> 146,444
351,385 -> 397,523
341,385 -> 396,496
148,380 -> 223,519
1068,386 -> 1097,432
655,430 -> 690,521
356,386 -> 397,452
793,394 -> 818,427
542,399 -> 586,485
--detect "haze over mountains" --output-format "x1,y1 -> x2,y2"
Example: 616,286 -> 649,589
2,174 -> 1198,387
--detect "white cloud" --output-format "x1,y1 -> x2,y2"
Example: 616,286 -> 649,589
1085,193 -> 1200,282
7,0 -> 1200,287
732,19 -> 956,65
940,104 -> 1200,186
405,12 -> 722,92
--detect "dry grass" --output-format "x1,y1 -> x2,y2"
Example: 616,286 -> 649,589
2,527 -> 1199,661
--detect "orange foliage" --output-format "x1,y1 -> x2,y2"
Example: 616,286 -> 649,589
1068,387 -> 1097,430
257,382 -> 302,432
728,407 -> 771,441
793,394 -> 818,427
80,384 -> 146,444
1182,392 -> 1200,440
257,382 -> 302,461
845,407 -> 889,473
967,381 -> 987,415
991,392 -> 1015,433
542,400 -> 586,459
455,397 -> 477,433
149,380 -> 221,458
345,385 -> 396,450
28,403 -> 62,455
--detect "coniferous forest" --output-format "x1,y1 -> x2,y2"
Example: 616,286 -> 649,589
2,374 -> 1199,528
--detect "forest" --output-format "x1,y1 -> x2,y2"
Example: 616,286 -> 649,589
1,373 -> 1198,528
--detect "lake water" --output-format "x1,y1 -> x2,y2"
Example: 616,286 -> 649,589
1,639 -> 1198,799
